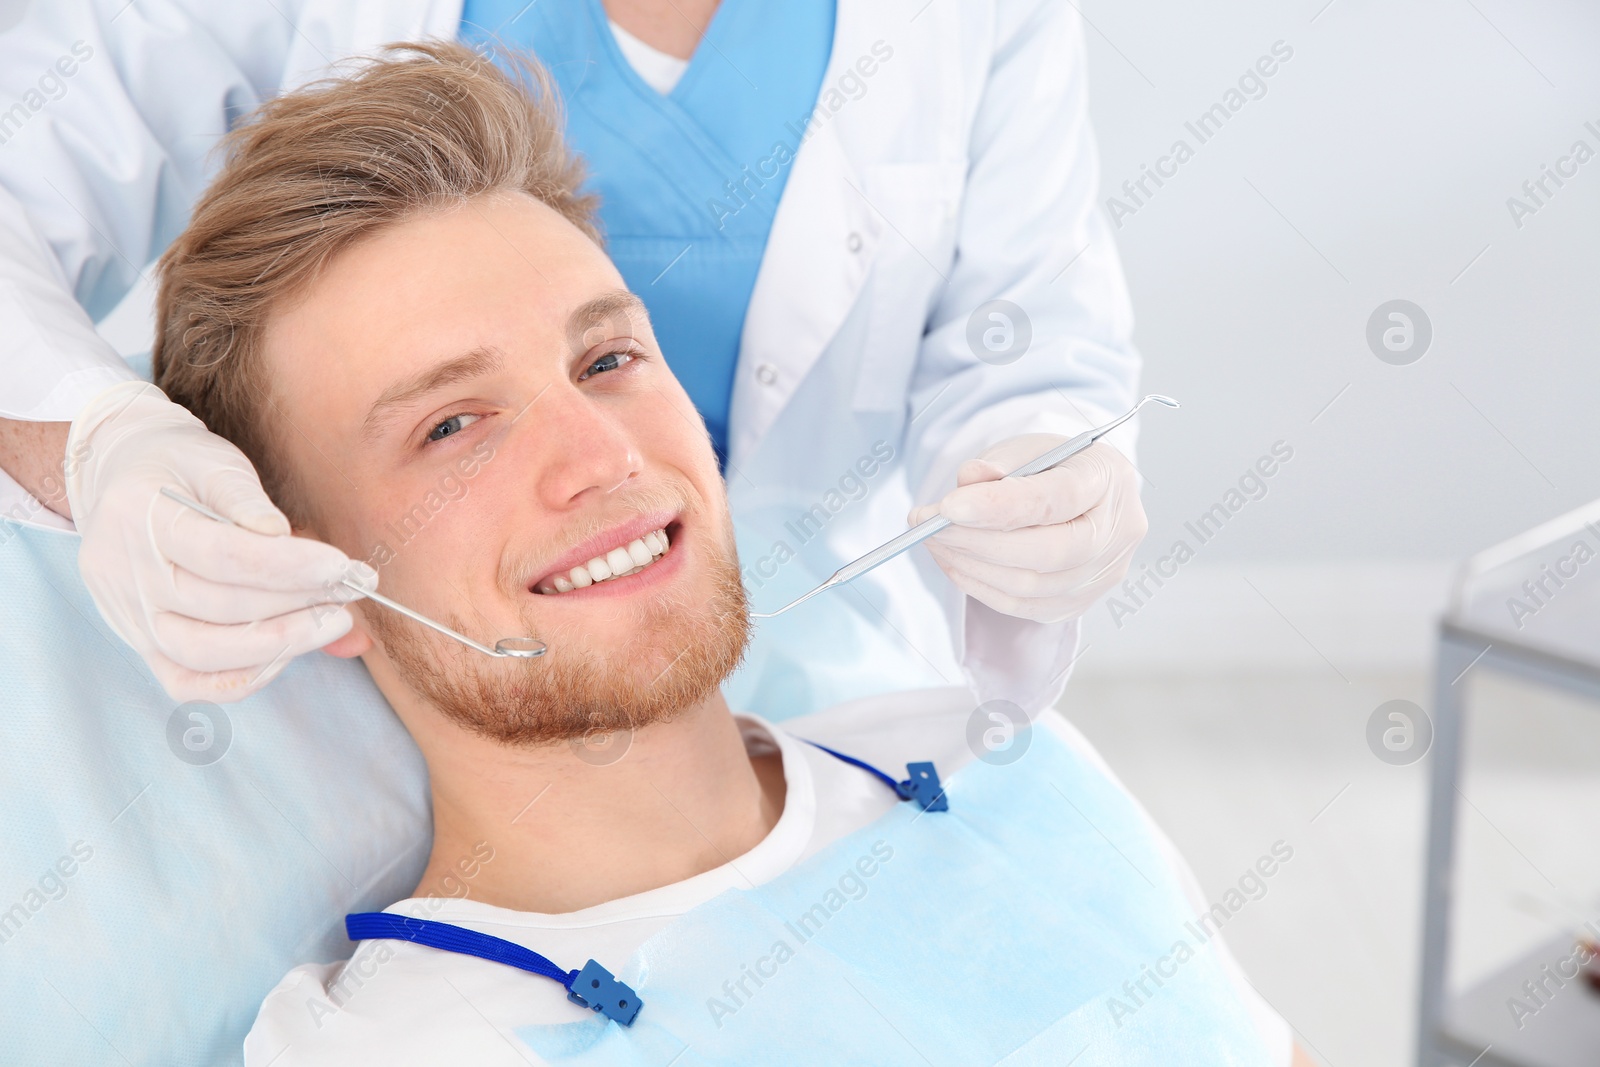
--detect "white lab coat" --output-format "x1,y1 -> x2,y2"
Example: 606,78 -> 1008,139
0,0 -> 1140,719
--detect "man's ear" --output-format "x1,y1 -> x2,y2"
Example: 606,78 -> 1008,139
289,521 -> 375,659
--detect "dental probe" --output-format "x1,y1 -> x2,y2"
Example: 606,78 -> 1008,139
750,394 -> 1179,620
159,488 -> 547,660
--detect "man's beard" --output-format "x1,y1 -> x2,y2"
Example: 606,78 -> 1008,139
366,511 -> 751,747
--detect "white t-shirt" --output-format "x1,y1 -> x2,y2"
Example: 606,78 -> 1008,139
245,688 -> 1291,1065
608,20 -> 689,95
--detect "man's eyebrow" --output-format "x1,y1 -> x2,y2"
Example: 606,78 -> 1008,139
361,346 -> 505,440
566,289 -> 647,349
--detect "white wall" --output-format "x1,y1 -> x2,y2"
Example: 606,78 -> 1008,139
1074,0 -> 1600,673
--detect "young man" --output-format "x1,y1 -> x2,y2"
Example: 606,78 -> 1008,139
134,44 -> 1300,1065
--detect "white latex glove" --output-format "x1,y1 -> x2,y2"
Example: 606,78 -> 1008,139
64,381 -> 375,703
908,435 -> 1148,624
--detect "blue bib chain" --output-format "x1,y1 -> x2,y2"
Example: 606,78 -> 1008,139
343,745 -> 944,1028
343,912 -> 643,1025
801,740 -> 949,812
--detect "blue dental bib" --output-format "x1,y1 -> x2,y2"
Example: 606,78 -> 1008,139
515,724 -> 1275,1066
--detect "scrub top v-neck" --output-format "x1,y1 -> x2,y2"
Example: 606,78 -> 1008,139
458,0 -> 838,466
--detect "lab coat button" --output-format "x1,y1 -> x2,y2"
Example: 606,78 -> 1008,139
846,231 -> 863,253
755,363 -> 779,386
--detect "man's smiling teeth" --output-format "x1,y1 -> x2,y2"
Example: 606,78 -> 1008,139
538,529 -> 671,594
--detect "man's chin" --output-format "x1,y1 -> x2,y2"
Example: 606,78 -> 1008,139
373,547 -> 751,748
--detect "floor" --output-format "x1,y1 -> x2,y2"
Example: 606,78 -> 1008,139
1058,666 -> 1600,1067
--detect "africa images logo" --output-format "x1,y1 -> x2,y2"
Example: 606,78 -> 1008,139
166,701 -> 232,766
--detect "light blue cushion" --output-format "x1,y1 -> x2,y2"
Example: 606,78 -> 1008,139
0,518 -> 429,1066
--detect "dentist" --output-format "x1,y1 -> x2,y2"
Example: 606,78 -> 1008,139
0,0 -> 1145,718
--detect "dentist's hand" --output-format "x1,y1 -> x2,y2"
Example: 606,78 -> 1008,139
908,435 -> 1147,624
65,381 -> 376,703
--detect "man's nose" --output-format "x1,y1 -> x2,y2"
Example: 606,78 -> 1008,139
528,389 -> 643,509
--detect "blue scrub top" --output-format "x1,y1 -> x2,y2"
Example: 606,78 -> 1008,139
459,0 -> 836,465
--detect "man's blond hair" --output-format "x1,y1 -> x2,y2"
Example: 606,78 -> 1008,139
153,41 -> 599,521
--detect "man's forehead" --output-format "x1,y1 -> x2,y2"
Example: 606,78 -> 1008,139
267,196 -> 641,425
308,191 -> 613,325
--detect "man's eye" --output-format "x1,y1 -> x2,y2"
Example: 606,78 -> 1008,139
426,413 -> 480,443
579,350 -> 635,380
